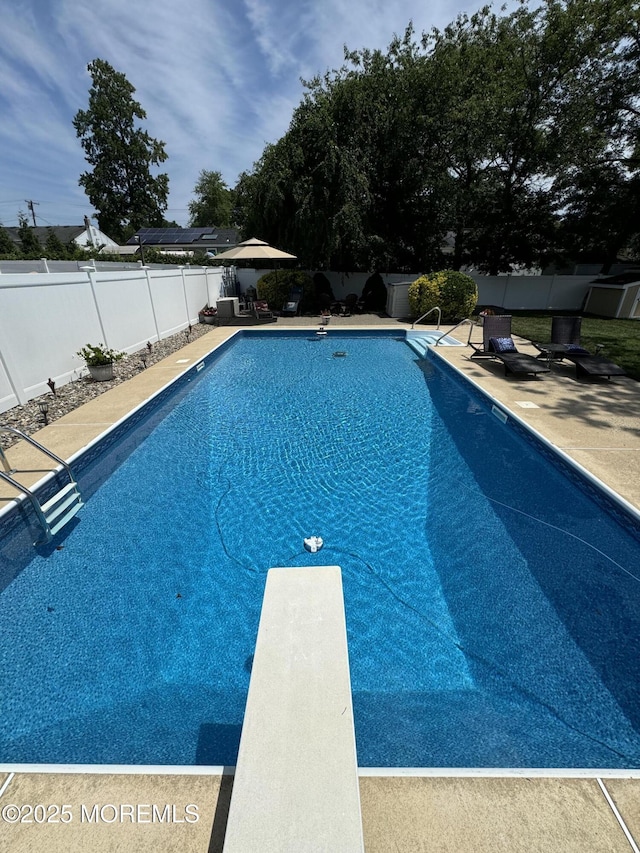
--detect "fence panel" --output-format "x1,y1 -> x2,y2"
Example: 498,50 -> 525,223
91,271 -> 159,353
145,269 -> 190,340
0,274 -> 104,402
0,266 -> 218,413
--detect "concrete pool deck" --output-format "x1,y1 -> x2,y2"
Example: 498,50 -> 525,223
1,315 -> 640,852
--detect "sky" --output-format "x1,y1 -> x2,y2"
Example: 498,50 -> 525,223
1,0 -> 501,233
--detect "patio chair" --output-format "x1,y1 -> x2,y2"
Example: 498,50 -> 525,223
344,293 -> 360,314
470,314 -> 513,357
533,316 -> 587,363
552,316 -> 583,345
251,301 -> 276,324
281,285 -> 303,316
470,315 -> 549,377
538,316 -> 626,379
253,300 -> 274,319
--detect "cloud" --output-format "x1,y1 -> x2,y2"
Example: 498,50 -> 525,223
0,0 -> 520,229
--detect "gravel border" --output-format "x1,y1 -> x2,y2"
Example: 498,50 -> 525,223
1,324 -> 213,450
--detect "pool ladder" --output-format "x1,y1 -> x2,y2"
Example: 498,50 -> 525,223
0,428 -> 84,544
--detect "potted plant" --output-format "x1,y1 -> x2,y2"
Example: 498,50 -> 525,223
199,305 -> 218,325
76,343 -> 124,381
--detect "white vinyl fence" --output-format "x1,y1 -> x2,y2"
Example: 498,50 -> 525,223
0,266 -> 225,414
236,268 -> 598,316
385,274 -> 597,319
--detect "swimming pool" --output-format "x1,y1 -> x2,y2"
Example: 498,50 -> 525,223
1,330 -> 640,769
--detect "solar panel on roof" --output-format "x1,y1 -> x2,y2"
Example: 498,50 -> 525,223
129,226 -> 227,245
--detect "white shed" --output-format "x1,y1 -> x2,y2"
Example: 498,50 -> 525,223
584,275 -> 640,319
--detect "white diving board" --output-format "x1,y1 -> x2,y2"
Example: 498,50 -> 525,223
223,565 -> 364,852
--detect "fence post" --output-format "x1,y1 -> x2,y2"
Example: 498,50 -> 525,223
179,266 -> 192,325
546,276 -> 555,309
86,270 -> 109,345
145,268 -> 161,343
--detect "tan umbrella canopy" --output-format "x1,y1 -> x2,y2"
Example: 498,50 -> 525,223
212,237 -> 297,261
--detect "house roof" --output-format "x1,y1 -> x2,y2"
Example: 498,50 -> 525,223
592,270 -> 640,285
3,225 -> 86,245
126,227 -> 239,248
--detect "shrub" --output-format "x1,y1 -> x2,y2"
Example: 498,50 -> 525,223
408,274 -> 441,319
362,272 -> 387,311
257,269 -> 313,312
408,270 -> 477,322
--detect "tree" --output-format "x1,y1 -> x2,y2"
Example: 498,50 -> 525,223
235,27 -> 451,271
235,0 -> 640,274
17,213 -> 42,256
0,225 -> 15,256
188,170 -> 233,226
73,59 -> 169,243
44,229 -> 68,259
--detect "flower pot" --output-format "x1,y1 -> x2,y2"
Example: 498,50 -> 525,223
87,363 -> 114,381
201,314 -> 218,325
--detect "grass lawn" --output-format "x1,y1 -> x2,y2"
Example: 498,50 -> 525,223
507,313 -> 640,381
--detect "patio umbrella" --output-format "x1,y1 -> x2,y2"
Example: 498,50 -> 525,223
212,237 -> 297,299
211,237 -> 296,262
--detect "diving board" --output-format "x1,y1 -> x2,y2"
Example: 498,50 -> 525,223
223,565 -> 364,852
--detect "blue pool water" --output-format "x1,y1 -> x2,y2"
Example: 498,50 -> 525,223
1,331 -> 640,768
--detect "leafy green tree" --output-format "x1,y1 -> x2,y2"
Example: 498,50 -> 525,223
73,58 -> 169,244
235,0 -> 640,274
556,165 -> 640,271
0,226 -> 16,256
426,0 -> 640,272
44,229 -> 68,259
188,170 -> 233,226
236,27 -> 450,272
17,213 -> 42,256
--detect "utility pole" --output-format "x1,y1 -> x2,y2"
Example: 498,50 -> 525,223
25,200 -> 39,226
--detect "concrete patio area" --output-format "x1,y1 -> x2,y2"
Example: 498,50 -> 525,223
1,314 -> 639,852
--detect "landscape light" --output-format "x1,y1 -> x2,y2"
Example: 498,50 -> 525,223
38,400 -> 49,426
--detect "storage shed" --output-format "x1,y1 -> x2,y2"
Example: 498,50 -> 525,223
584,273 -> 640,319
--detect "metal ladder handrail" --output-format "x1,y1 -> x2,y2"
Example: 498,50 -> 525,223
0,468 -> 51,531
433,317 -> 477,346
1,427 -> 82,544
1,426 -> 74,477
411,306 -> 441,329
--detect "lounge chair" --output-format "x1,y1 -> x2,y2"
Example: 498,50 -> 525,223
535,316 -> 626,379
533,316 -> 585,363
470,314 -> 513,357
470,315 -> 550,377
564,351 -> 627,379
281,286 -> 303,316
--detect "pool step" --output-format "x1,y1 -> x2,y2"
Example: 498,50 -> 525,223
0,427 -> 84,546
41,482 -> 84,538
407,338 -> 428,358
